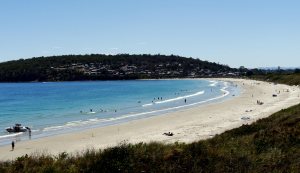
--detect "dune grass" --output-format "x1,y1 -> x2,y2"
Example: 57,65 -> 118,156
252,73 -> 300,86
1,103 -> 300,173
1,74 -> 300,172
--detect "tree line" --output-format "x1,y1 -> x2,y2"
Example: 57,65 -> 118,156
0,54 -> 237,82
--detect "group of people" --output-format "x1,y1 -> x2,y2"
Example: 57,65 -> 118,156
153,97 -> 163,101
152,97 -> 187,103
257,100 -> 264,105
80,108 -> 110,114
151,97 -> 163,103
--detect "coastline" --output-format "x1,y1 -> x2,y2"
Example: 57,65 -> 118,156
1,78 -> 300,161
0,79 -> 233,146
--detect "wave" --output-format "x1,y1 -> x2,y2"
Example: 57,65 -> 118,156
42,82 -> 231,132
0,132 -> 24,139
43,118 -> 106,132
98,84 -> 230,123
220,82 -> 230,95
142,90 -> 205,107
142,103 -> 153,107
209,80 -> 218,87
43,125 -> 66,131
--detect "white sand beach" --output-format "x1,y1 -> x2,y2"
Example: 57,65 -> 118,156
1,78 -> 300,161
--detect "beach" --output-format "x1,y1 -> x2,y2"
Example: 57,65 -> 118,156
1,78 -> 300,161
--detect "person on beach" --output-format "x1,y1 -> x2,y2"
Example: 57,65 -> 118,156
11,141 -> 14,151
185,99 -> 187,103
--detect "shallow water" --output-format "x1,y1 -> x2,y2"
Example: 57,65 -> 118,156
0,79 -> 239,145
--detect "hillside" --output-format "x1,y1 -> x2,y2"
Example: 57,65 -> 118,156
252,73 -> 300,86
0,54 -> 240,82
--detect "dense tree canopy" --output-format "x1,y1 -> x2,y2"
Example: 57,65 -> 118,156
0,54 -> 239,82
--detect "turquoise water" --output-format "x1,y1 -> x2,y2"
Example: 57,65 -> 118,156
0,79 -> 239,145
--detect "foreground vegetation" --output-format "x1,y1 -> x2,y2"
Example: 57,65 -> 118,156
0,73 -> 299,172
1,104 -> 300,172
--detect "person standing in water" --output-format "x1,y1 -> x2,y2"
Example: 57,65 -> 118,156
184,99 -> 187,103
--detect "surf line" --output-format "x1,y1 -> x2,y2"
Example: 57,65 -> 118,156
44,82 -> 231,132
101,83 -> 231,122
0,132 -> 24,139
142,90 -> 205,107
209,80 -> 218,87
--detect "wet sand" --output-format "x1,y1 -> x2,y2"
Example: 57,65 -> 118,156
1,78 -> 300,161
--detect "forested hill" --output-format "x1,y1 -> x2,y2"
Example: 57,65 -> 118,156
0,54 -> 240,82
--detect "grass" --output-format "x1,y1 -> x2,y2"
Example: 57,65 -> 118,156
252,73 -> 300,86
1,104 -> 300,173
1,74 -> 300,172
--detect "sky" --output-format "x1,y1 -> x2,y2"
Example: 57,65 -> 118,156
0,0 -> 299,68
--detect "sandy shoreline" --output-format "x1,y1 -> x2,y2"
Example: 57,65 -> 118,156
1,78 -> 300,161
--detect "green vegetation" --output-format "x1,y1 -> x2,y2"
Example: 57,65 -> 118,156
0,54 -> 240,82
252,73 -> 300,86
1,63 -> 299,172
1,104 -> 300,172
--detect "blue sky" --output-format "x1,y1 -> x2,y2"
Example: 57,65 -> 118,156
0,0 -> 299,68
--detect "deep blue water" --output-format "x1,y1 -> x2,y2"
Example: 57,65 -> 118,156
0,79 -> 239,145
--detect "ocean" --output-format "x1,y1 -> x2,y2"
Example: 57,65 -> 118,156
0,79 -> 239,146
